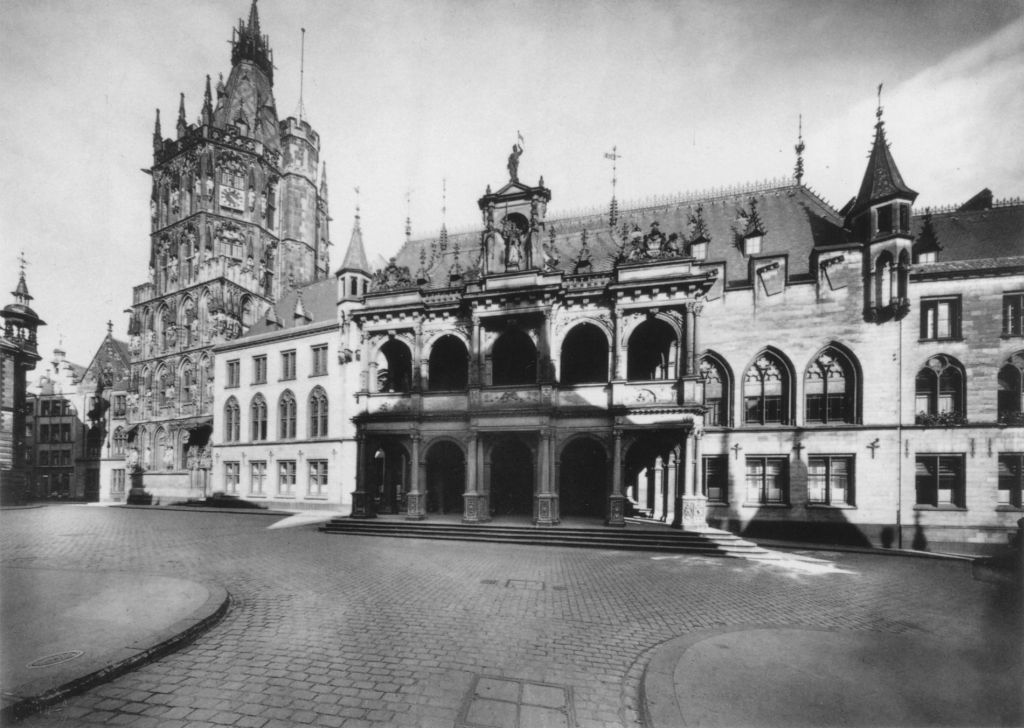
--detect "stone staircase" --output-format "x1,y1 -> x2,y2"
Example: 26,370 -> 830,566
319,517 -> 775,559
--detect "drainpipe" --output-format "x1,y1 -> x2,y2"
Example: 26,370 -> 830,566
896,315 -> 903,549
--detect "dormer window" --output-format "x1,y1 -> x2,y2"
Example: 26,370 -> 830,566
691,240 -> 708,260
916,251 -> 937,264
743,234 -> 762,256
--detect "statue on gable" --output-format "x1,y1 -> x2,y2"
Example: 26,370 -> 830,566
507,133 -> 524,183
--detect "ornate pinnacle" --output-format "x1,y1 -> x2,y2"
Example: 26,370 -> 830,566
794,114 -> 805,185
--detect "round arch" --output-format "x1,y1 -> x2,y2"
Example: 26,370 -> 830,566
427,335 -> 469,391
627,318 -> 679,381
560,322 -> 610,385
491,329 -> 537,386
376,338 -> 413,393
558,435 -> 609,519
424,438 -> 466,515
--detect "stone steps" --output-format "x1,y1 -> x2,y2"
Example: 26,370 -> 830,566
320,518 -> 773,558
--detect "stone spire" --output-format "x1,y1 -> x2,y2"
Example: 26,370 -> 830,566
794,114 -> 805,186
338,206 -> 369,275
176,93 -> 187,138
152,108 -> 162,152
231,0 -> 274,83
320,162 -> 328,197
848,85 -> 917,220
201,75 -> 213,126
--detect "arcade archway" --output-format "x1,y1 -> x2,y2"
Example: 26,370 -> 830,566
559,437 -> 608,518
425,440 -> 465,515
489,437 -> 534,517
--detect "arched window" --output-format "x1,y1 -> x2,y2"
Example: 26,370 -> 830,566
915,355 -> 965,424
699,354 -> 731,427
224,397 -> 240,443
278,391 -> 297,439
560,324 -> 609,385
309,387 -> 328,438
805,347 -> 857,425
428,335 -> 469,391
744,351 -> 791,425
179,360 -> 194,407
998,352 -> 1024,425
627,319 -> 677,381
378,340 -> 413,393
492,329 -> 537,386
250,395 -> 267,441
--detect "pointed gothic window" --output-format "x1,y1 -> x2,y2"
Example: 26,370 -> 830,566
700,354 -> 731,427
915,355 -> 966,424
224,397 -> 240,443
804,348 -> 857,425
250,394 -> 267,441
998,353 -> 1024,425
308,387 -> 328,438
278,391 -> 297,440
744,352 -> 790,425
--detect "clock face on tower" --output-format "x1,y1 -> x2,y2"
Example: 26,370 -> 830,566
219,185 -> 245,211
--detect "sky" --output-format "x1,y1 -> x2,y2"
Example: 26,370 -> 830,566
1,0 -> 1022,369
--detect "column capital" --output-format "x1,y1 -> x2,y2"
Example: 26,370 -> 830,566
686,300 -> 704,316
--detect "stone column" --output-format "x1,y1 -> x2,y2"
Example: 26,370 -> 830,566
405,432 -> 425,520
463,433 -> 484,522
536,429 -> 557,525
351,432 -> 375,518
653,456 -> 665,521
668,449 -> 681,528
608,428 -> 626,526
681,426 -> 707,530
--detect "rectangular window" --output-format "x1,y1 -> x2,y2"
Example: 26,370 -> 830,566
25,400 -> 34,416
112,395 -> 126,417
253,355 -> 267,384
41,400 -> 51,416
61,423 -> 71,442
998,454 -> 1023,508
60,450 -> 71,466
308,460 -> 328,497
278,460 -> 296,496
250,461 -> 266,495
226,359 -> 240,388
703,456 -> 728,504
312,344 -> 328,376
39,450 -> 50,466
1003,293 -> 1024,337
40,424 -> 49,443
281,351 -> 296,380
876,204 -> 893,234
112,469 -> 126,494
807,456 -> 854,506
915,455 -> 965,508
920,297 -> 961,341
224,462 -> 240,494
745,456 -> 788,505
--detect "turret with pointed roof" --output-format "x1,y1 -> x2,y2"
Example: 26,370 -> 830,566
337,209 -> 370,302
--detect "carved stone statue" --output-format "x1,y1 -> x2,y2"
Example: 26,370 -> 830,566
507,141 -> 523,183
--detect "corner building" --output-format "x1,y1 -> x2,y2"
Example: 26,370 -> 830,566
125,1 -> 331,502
350,108 -> 1024,553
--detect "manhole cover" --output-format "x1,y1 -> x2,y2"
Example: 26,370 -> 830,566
28,651 -> 84,669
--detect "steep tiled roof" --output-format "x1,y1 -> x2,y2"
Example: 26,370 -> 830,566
912,203 -> 1024,263
337,218 -> 370,274
390,183 -> 847,288
246,276 -> 336,336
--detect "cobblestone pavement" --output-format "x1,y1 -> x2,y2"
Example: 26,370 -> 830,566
2,505 -> 1018,728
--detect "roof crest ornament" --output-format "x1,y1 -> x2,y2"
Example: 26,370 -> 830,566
794,114 -> 805,186
507,131 -> 524,183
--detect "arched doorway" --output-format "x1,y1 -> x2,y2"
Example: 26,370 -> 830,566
489,437 -> 534,517
559,437 -> 608,518
560,323 -> 609,385
425,441 -> 465,515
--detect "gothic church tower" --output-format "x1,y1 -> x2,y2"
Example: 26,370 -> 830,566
125,0 -> 330,499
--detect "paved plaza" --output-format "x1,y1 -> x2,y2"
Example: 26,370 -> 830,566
1,505 -> 1020,727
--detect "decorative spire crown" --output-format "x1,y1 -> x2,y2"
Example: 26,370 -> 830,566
794,115 -> 805,185
231,0 -> 274,83
848,84 -> 918,220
